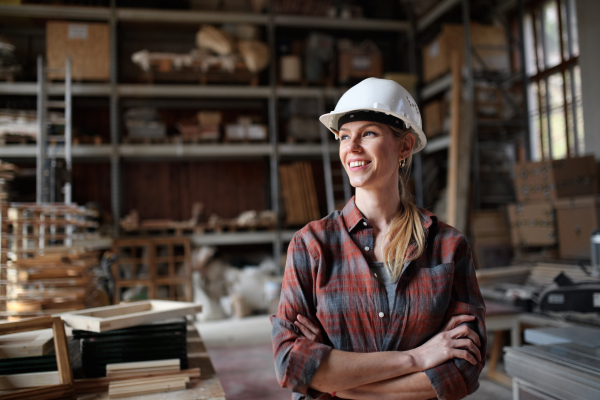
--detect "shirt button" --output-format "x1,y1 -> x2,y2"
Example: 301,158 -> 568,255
365,246 -> 370,251
378,312 -> 384,318
374,273 -> 378,277
363,221 -> 367,226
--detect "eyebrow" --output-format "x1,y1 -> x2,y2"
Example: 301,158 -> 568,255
339,123 -> 382,132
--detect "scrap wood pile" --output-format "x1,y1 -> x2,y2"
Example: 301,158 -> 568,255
132,24 -> 269,85
4,249 -> 102,320
0,301 -> 205,398
0,202 -> 100,320
120,201 -> 276,235
279,161 -> 320,225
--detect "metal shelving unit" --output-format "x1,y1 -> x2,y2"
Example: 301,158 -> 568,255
0,2 -> 412,269
414,0 -> 529,219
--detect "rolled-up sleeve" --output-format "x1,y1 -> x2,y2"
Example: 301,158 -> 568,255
271,234 -> 332,395
424,238 -> 487,400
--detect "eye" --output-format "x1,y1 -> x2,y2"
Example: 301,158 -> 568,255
363,130 -> 377,137
340,134 -> 350,141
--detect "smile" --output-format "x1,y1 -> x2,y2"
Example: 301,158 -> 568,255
348,160 -> 371,170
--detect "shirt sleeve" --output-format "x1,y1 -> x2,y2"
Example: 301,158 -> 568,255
271,234 -> 332,395
424,237 -> 487,400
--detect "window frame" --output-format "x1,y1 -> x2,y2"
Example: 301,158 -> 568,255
524,0 -> 582,160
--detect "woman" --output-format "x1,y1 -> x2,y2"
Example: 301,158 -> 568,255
272,78 -> 486,400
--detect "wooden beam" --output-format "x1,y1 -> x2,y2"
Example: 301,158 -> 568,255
446,51 -> 462,228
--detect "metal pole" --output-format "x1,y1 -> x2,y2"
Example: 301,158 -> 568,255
109,0 -> 121,236
318,94 -> 335,215
267,0 -> 282,273
64,57 -> 72,205
517,0 -> 532,160
36,55 -> 47,204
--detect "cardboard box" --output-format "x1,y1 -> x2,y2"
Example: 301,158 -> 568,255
338,45 -> 382,83
423,99 -> 445,137
422,23 -> 509,83
470,210 -> 512,269
508,201 -> 556,247
513,155 -> 598,202
555,196 -> 600,259
46,21 -> 109,81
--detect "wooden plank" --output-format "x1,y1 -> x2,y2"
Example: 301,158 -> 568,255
58,300 -> 202,332
0,371 -> 60,390
52,317 -> 73,385
74,368 -> 200,394
0,316 -> 53,335
109,376 -> 189,389
108,377 -> 187,399
106,359 -> 180,372
0,329 -> 54,358
446,51 -> 462,229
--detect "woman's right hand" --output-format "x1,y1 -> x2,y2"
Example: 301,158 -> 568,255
409,315 -> 482,371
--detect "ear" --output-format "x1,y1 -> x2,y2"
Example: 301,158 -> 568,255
399,133 -> 415,160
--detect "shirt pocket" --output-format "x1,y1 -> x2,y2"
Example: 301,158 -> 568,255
405,262 -> 454,342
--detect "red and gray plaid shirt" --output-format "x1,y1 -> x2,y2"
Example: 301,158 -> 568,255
272,197 -> 486,400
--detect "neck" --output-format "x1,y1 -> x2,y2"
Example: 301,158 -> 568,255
354,185 -> 401,230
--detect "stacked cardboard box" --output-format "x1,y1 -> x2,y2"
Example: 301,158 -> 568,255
422,23 -> 510,83
508,155 -> 599,255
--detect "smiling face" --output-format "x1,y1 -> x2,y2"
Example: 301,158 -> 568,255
338,120 -> 414,191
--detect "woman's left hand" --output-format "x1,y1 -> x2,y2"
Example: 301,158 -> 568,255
294,314 -> 323,343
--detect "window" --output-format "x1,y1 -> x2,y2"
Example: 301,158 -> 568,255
523,0 -> 583,161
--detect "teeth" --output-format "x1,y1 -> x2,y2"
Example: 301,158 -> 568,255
350,161 -> 368,167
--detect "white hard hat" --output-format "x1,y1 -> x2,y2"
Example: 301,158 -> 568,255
319,77 -> 427,153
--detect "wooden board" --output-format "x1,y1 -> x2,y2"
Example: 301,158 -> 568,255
106,359 -> 180,372
0,371 -> 60,390
58,300 -> 202,333
0,329 -> 54,358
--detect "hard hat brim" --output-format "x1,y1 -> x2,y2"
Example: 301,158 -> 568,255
319,108 -> 428,154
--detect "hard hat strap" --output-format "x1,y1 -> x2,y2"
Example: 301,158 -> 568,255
337,110 -> 405,131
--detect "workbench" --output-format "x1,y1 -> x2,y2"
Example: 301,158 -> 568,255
77,323 -> 226,400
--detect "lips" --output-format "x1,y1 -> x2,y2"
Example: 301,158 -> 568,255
348,160 -> 371,171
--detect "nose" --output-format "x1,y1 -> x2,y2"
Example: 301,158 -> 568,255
346,135 -> 362,152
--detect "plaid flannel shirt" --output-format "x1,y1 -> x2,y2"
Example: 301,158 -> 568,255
272,197 -> 486,400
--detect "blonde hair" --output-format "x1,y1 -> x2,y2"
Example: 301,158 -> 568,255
383,125 -> 427,281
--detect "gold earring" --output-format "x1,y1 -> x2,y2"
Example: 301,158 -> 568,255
399,159 -> 406,168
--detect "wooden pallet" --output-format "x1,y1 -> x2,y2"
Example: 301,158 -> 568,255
112,237 -> 192,304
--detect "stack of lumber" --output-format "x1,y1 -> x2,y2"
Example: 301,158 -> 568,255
112,237 -> 192,304
279,162 -> 320,226
101,358 -> 200,398
1,202 -> 99,252
5,249 -> 101,319
1,202 -> 100,320
0,161 -> 18,201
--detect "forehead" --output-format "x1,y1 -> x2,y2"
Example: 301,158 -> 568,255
338,121 -> 390,132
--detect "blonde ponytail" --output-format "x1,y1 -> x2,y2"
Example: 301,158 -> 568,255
383,127 -> 427,282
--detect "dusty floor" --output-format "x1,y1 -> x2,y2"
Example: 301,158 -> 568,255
197,316 -> 513,400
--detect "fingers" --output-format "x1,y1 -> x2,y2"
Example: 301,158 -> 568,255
445,314 -> 476,330
294,320 -> 317,341
455,338 -> 482,362
450,324 -> 481,347
453,349 -> 478,365
297,315 -> 320,336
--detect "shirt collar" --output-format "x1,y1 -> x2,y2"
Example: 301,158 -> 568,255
342,196 -> 436,233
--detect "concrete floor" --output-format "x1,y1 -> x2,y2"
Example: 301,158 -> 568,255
197,315 -> 512,400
